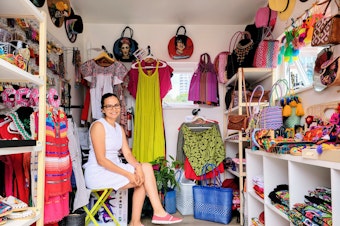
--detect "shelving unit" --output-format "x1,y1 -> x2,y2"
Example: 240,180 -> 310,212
224,67 -> 274,225
246,149 -> 340,226
0,1 -> 46,225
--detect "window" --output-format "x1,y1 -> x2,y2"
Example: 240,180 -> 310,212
279,44 -> 324,91
162,62 -> 197,108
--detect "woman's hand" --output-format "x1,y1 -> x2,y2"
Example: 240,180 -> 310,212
134,165 -> 145,186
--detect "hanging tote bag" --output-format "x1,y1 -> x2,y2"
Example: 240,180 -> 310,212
253,29 -> 280,68
311,0 -> 340,46
214,51 -> 229,84
113,26 -> 139,62
259,79 -> 288,130
193,163 -> 233,224
168,26 -> 194,60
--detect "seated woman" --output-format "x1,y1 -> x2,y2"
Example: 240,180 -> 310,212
83,93 -> 182,226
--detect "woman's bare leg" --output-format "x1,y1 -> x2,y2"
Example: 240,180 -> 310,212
129,185 -> 145,226
140,163 -> 167,216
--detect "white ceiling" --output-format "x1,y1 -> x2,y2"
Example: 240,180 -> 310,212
69,0 -> 267,25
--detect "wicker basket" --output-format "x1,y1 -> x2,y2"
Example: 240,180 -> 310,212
0,28 -> 12,42
175,170 -> 196,215
0,42 -> 17,54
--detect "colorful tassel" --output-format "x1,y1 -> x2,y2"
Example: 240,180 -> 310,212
283,104 -> 292,117
296,102 -> 304,116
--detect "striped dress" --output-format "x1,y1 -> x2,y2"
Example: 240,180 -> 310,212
44,108 -> 72,224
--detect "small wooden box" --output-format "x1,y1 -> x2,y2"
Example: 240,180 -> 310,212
302,148 -> 340,163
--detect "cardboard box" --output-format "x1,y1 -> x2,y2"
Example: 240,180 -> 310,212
88,190 -> 128,226
302,148 -> 340,163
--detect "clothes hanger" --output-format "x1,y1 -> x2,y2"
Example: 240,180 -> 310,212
131,46 -> 167,69
93,45 -> 115,66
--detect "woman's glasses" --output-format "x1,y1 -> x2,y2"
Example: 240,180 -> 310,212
104,104 -> 121,110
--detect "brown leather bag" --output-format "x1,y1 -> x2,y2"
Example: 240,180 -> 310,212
227,68 -> 249,131
227,115 -> 249,131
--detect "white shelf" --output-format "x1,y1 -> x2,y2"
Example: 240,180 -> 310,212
246,149 -> 340,226
0,59 -> 44,85
5,210 -> 41,226
0,0 -> 44,22
0,142 -> 43,155
226,67 -> 273,86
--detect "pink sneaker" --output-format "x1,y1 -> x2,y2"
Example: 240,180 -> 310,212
151,213 -> 182,224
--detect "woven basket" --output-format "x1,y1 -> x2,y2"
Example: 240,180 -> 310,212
175,170 -> 196,215
0,28 -> 12,42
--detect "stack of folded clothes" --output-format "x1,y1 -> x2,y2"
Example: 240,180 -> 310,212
252,175 -> 264,199
268,184 -> 290,215
289,187 -> 332,226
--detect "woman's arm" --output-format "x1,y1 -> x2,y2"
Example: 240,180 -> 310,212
120,126 -> 140,167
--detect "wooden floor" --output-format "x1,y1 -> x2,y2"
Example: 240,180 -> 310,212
141,213 -> 240,226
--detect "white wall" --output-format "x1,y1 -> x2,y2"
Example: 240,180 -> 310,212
40,1 -> 340,161
39,3 -> 86,125
81,23 -> 245,159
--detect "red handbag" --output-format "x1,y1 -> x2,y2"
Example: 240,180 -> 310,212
168,26 -> 194,60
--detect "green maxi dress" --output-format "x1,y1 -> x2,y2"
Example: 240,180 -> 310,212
133,61 -> 165,162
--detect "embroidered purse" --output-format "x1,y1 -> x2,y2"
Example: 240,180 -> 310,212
311,14 -> 340,46
320,56 -> 340,86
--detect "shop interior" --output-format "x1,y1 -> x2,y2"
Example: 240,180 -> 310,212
0,0 -> 340,226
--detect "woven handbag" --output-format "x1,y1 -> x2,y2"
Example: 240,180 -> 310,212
193,163 -> 233,224
259,79 -> 288,130
311,14 -> 340,47
253,29 -> 279,68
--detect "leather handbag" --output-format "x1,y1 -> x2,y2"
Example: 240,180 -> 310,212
227,69 -> 249,131
228,115 -> 249,131
113,26 -> 139,62
311,14 -> 340,46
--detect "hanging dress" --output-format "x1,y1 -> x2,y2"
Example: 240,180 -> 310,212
133,61 -> 165,162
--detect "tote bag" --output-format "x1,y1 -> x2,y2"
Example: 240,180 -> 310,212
259,79 -> 288,130
193,164 -> 233,224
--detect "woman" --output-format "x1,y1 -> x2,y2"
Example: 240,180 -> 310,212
84,93 -> 182,226
119,38 -> 131,60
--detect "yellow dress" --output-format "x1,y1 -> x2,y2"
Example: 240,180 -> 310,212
133,61 -> 165,162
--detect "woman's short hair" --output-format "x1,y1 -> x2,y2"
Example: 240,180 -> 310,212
101,93 -> 119,109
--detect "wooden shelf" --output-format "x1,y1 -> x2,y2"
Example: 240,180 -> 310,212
224,67 -> 274,225
0,1 -> 47,226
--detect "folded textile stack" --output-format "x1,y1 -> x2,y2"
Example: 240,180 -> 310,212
268,184 -> 290,215
252,175 -> 264,199
289,186 -> 332,226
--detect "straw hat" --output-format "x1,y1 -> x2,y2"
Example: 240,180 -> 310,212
269,0 -> 296,21
47,0 -> 71,27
